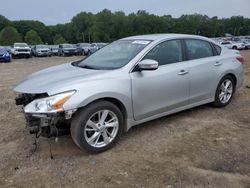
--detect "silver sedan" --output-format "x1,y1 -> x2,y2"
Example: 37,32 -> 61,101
14,34 -> 244,153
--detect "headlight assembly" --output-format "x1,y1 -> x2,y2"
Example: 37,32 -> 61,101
24,90 -> 75,113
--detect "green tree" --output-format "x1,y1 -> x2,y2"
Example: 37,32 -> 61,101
53,34 -> 66,44
0,15 -> 10,31
71,12 -> 94,42
24,30 -> 43,44
0,26 -> 22,45
12,20 -> 51,43
2,9 -> 250,44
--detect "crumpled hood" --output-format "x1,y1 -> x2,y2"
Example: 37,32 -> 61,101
14,62 -> 108,95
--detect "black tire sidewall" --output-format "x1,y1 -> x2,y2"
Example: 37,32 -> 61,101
213,75 -> 235,107
71,101 -> 124,153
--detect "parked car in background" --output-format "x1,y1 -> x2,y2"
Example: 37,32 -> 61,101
11,43 -> 31,58
89,43 -> 107,54
0,46 -> 11,62
76,43 -> 91,55
220,41 -> 245,50
14,34 -> 244,153
49,45 -> 59,56
58,44 -> 78,56
242,40 -> 250,49
4,46 -> 12,53
32,45 -> 52,57
219,41 -> 233,49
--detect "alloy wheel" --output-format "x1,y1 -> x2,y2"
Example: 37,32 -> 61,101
219,79 -> 233,104
84,110 -> 119,148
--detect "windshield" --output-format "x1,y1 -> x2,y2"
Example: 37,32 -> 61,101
78,40 -> 151,70
63,44 -> 74,48
79,43 -> 90,47
97,43 -> 106,48
36,45 -> 48,49
14,43 -> 28,48
0,47 -> 7,53
50,45 -> 59,49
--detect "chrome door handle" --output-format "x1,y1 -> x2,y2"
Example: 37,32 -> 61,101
178,70 -> 189,75
214,61 -> 222,66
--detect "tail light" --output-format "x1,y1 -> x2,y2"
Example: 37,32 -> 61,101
236,56 -> 245,64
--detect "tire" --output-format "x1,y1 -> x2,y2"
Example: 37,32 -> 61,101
212,75 -> 235,107
71,100 -> 124,153
232,46 -> 237,50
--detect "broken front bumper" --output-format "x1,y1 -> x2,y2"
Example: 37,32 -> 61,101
15,93 -> 73,137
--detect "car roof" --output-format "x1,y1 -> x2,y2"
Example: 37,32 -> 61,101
121,33 -> 210,41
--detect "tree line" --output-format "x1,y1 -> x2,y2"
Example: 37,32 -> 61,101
0,9 -> 250,45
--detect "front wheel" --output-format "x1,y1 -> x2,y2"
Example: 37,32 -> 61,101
212,75 -> 235,107
71,101 -> 124,153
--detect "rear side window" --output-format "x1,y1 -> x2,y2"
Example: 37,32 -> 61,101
213,44 -> 221,55
143,40 -> 183,66
185,39 -> 214,60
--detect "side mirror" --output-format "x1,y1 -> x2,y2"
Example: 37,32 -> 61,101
138,59 -> 159,71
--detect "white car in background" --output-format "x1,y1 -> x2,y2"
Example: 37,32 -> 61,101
220,41 -> 245,50
11,43 -> 31,58
241,39 -> 250,49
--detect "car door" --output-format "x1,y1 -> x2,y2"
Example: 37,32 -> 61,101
184,39 -> 220,104
130,39 -> 189,121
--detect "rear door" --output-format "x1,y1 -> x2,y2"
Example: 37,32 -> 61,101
184,39 -> 220,104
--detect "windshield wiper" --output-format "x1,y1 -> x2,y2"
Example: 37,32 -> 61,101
80,65 -> 96,69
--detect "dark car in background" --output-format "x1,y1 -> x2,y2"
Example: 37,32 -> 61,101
76,43 -> 91,55
89,43 -> 107,54
58,44 -> 78,56
32,45 -> 52,57
0,46 -> 11,62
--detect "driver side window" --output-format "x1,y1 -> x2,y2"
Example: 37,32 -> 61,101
143,40 -> 183,66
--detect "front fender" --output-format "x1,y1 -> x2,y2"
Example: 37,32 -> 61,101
62,78 -> 133,120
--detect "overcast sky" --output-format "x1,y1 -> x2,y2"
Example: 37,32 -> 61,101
1,0 -> 250,25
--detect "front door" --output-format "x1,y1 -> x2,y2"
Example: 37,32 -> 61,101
130,39 -> 189,121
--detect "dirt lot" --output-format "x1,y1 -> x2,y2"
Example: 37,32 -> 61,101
0,52 -> 250,188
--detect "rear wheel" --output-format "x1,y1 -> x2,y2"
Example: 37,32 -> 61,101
71,101 -> 123,153
212,75 -> 235,107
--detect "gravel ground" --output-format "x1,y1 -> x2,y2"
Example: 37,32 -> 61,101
0,52 -> 250,188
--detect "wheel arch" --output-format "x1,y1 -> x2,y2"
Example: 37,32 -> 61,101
224,73 -> 237,86
76,96 -> 129,132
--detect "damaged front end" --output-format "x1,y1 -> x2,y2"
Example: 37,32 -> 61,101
15,92 -> 76,138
